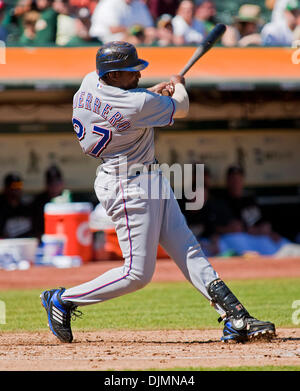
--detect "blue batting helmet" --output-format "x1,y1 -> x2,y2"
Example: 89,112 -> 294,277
96,41 -> 149,78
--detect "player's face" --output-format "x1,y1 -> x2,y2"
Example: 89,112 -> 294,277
227,173 -> 244,198
116,71 -> 141,90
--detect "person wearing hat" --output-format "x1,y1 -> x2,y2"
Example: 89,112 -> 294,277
208,165 -> 292,256
222,4 -> 264,47
0,173 -> 34,238
261,0 -> 300,45
212,165 -> 283,242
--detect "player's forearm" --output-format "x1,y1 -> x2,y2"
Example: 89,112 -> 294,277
110,26 -> 127,34
172,83 -> 189,118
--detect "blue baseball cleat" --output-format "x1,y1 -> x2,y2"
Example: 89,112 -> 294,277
40,287 -> 81,343
221,316 -> 276,343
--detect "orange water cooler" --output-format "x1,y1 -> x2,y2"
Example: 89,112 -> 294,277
44,202 -> 93,263
95,228 -> 169,260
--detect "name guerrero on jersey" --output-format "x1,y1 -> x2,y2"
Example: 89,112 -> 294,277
72,71 -> 176,172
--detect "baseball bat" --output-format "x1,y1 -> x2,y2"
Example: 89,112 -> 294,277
162,23 -> 226,95
179,23 -> 226,76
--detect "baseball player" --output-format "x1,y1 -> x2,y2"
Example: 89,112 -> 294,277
40,41 -> 275,343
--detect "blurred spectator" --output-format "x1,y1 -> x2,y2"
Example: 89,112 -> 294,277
0,173 -> 34,239
18,9 -> 40,45
0,0 -> 8,42
69,0 -> 98,14
180,165 -> 214,237
1,0 -> 33,44
261,0 -> 300,45
172,0 -> 206,45
126,23 -> 147,44
53,0 -> 76,46
34,0 -> 57,44
293,18 -> 300,39
195,0 -> 217,34
222,4 -> 263,47
31,165 -> 71,239
145,0 -> 180,20
216,165 -> 262,234
215,165 -> 282,242
179,164 -> 294,257
265,0 -> 277,12
15,0 -> 57,45
11,0 -> 32,18
269,0 -> 289,22
208,165 -> 293,256
65,6 -> 98,46
179,166 -> 224,256
155,13 -> 175,46
89,0 -> 156,45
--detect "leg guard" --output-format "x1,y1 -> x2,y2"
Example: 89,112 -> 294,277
207,278 -> 249,326
207,278 -> 276,342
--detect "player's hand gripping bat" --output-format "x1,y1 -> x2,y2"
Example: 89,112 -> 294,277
162,23 -> 227,96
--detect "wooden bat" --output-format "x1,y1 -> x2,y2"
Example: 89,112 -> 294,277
162,23 -> 227,95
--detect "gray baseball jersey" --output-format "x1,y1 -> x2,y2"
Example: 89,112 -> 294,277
63,71 -> 224,319
72,71 -> 175,172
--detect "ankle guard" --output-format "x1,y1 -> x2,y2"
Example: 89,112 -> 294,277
207,279 -> 249,323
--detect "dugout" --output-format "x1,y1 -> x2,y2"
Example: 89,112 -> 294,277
0,46 -> 300,241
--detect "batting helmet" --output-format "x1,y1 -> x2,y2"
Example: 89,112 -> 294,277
96,41 -> 149,78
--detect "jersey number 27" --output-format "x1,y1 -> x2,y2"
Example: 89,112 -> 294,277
72,118 -> 112,158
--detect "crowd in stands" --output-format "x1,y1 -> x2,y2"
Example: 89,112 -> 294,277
0,165 -> 71,241
0,0 -> 300,47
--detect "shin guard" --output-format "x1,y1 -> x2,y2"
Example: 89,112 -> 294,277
207,278 -> 249,327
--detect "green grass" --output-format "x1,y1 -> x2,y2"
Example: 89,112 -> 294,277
150,366 -> 300,371
0,278 -> 299,332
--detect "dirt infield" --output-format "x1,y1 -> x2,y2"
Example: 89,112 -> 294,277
0,329 -> 299,371
0,256 -> 300,371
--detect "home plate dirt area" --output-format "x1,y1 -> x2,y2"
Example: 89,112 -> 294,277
0,256 -> 300,370
0,328 -> 300,371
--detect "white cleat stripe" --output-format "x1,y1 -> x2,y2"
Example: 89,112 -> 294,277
52,314 -> 63,324
52,306 -> 63,318
52,305 -> 63,314
52,312 -> 63,321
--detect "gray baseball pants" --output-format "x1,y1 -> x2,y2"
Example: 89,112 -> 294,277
62,168 -> 226,317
